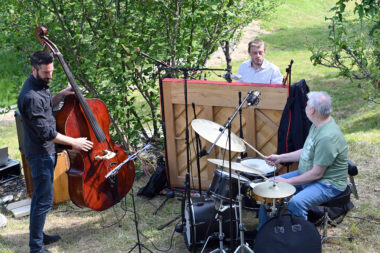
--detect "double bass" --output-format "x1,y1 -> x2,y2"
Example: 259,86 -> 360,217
35,26 -> 135,211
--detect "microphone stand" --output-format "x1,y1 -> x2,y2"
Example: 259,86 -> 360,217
141,51 -> 227,251
192,102 -> 203,195
287,59 -> 294,86
285,59 -> 294,173
283,59 -> 294,95
238,92 -> 247,160
105,144 -> 153,253
140,51 -> 172,190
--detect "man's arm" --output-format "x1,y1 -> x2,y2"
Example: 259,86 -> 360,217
274,164 -> 328,185
52,133 -> 93,152
52,86 -> 75,107
265,149 -> 302,166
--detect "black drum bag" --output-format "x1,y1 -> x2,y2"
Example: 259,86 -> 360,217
255,213 -> 321,253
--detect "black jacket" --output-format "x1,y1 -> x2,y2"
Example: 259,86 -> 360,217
277,79 -> 311,155
17,74 -> 57,158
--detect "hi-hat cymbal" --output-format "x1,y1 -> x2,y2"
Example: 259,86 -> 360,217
191,119 -> 246,152
251,181 -> 296,199
207,158 -> 265,177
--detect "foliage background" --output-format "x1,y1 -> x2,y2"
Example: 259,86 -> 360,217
0,0 -> 279,148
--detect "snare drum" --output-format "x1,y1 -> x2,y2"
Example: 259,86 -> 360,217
240,158 -> 277,180
208,169 -> 249,202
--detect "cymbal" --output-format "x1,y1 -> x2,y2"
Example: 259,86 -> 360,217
251,181 -> 296,199
207,158 -> 264,177
191,119 -> 246,152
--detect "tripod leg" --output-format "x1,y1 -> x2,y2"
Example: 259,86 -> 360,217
153,197 -> 169,215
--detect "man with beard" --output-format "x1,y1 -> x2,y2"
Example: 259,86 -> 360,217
237,39 -> 283,84
257,91 -> 348,228
18,51 -> 93,253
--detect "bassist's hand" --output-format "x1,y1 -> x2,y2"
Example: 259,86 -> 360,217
73,137 -> 93,152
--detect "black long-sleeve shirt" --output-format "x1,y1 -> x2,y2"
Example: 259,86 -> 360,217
17,74 -> 58,158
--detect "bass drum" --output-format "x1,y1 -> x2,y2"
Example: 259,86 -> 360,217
183,196 -> 238,250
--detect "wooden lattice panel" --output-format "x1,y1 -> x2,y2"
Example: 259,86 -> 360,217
161,79 -> 288,190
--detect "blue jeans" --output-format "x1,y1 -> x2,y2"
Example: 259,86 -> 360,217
28,154 -> 56,253
257,170 -> 344,230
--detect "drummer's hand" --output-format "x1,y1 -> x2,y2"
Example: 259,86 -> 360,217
269,176 -> 288,183
265,154 -> 281,166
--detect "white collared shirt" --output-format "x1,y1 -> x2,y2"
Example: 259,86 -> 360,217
237,59 -> 283,84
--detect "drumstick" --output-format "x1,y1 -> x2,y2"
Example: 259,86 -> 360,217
242,140 -> 278,179
242,139 -> 266,159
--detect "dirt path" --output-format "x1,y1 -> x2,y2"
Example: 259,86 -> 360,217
206,20 -> 269,67
0,110 -> 15,126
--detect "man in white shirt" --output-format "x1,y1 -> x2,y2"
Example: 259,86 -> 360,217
237,39 -> 283,84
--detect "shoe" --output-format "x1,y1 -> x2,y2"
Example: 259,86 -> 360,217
43,233 -> 61,245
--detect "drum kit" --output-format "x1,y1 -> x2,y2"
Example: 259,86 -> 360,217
187,118 -> 296,252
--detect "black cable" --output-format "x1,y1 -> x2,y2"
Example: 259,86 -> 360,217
346,215 -> 380,224
138,220 -> 181,252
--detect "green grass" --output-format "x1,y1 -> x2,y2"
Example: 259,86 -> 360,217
1,0 -> 380,252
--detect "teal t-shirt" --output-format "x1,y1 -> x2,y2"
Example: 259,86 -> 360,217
298,118 -> 348,190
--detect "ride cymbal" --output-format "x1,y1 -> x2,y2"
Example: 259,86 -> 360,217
191,119 -> 246,153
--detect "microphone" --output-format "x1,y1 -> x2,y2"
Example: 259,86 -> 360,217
244,91 -> 261,108
219,73 -> 242,83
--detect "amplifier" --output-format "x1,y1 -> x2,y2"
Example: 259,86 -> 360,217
14,110 -> 70,204
0,158 -> 21,181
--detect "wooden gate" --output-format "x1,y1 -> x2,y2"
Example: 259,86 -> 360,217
161,79 -> 288,190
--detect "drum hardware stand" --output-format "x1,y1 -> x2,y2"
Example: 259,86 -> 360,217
234,172 -> 254,253
269,198 -> 278,217
203,90 -> 258,250
201,204 -> 229,253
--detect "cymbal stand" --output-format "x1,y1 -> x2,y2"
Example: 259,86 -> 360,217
204,90 -> 255,250
234,172 -> 254,253
270,168 -> 279,216
270,198 -> 278,217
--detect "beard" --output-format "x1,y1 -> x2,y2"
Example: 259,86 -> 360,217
253,58 -> 263,67
36,71 -> 51,85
